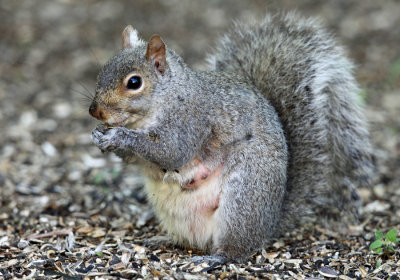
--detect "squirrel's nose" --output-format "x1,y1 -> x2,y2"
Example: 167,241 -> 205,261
89,101 -> 107,121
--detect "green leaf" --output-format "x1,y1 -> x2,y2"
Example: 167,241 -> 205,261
95,252 -> 103,257
387,244 -> 395,252
101,185 -> 110,194
388,58 -> 400,85
376,259 -> 382,269
374,247 -> 383,254
375,230 -> 383,240
370,240 -> 383,250
395,238 -> 400,243
357,89 -> 367,105
111,168 -> 121,179
93,171 -> 105,185
386,228 -> 398,242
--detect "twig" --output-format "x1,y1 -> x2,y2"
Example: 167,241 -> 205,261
27,229 -> 73,240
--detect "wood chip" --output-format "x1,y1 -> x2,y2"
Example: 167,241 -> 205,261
1,1 -> 399,280
319,266 -> 339,278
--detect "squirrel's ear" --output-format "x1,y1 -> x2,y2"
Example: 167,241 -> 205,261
145,35 -> 167,75
122,25 -> 143,49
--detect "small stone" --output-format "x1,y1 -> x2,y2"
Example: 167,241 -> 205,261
68,170 -> 82,181
363,200 -> 390,213
39,216 -> 49,223
41,141 -> 58,157
82,154 -> 106,168
0,236 -> 10,248
19,110 -> 38,128
53,102 -> 72,118
272,240 -> 285,249
282,251 -> 291,259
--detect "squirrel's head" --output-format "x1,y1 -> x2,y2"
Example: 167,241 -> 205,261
89,25 -> 174,129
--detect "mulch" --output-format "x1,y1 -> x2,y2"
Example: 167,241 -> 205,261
1,0 -> 400,279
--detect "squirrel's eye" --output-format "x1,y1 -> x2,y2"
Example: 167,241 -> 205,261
126,75 -> 142,90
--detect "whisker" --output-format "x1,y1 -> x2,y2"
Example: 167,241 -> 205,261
79,97 -> 93,106
77,82 -> 94,99
88,45 -> 102,69
71,88 -> 93,101
82,28 -> 102,69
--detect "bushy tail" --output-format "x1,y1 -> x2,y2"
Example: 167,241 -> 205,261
207,12 -> 375,228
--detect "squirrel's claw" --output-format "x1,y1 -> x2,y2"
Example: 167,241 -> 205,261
95,123 -> 108,134
91,126 -> 127,153
91,128 -> 105,151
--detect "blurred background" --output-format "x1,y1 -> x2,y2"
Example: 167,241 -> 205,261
0,0 -> 399,241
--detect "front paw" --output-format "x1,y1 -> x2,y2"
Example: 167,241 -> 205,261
91,126 -> 129,153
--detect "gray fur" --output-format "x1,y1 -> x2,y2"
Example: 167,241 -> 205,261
90,12 -> 374,261
207,13 -> 375,229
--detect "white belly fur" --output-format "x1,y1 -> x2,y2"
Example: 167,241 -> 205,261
144,174 -> 221,250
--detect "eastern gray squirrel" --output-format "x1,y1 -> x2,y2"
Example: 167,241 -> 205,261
89,12 -> 374,262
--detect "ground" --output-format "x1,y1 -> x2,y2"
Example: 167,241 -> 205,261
0,0 -> 400,279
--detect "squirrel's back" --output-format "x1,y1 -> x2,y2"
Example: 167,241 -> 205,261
208,13 -> 375,229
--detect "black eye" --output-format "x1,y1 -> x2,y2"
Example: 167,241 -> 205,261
126,75 -> 142,90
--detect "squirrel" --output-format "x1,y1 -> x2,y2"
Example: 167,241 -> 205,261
89,12 -> 374,263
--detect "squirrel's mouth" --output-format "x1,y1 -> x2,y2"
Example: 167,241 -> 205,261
105,116 -> 138,129
105,118 -> 129,128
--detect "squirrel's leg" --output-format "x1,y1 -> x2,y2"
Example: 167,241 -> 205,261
142,235 -> 176,250
211,142 -> 287,261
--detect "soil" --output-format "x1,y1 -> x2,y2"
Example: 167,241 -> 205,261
0,0 -> 399,279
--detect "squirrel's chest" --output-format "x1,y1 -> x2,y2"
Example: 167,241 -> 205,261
143,169 -> 221,249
